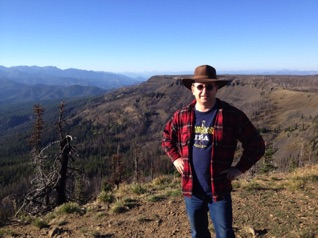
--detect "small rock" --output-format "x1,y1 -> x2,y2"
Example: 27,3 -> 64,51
48,226 -> 63,238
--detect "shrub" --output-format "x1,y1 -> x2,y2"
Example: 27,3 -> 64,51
130,183 -> 147,195
110,200 -> 127,214
55,202 -> 82,215
110,198 -> 139,214
32,218 -> 49,229
147,195 -> 166,202
285,177 -> 305,191
98,191 -> 115,204
152,176 -> 172,186
101,179 -> 113,192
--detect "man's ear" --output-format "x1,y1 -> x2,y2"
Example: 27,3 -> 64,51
191,86 -> 195,95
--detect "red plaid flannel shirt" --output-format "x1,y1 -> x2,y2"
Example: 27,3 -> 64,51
162,99 -> 265,201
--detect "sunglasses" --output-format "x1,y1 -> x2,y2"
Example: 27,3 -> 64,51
192,84 -> 215,91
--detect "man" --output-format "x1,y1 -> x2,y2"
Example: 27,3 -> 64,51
162,65 -> 265,238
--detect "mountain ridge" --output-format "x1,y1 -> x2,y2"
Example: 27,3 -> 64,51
0,65 -> 144,89
0,65 -> 145,104
0,78 -> 106,105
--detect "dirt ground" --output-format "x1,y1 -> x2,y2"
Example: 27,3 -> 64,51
1,167 -> 318,238
3,197 -> 190,238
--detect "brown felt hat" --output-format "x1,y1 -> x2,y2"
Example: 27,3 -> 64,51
181,65 -> 230,90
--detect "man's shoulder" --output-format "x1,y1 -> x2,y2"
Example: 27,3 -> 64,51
176,100 -> 195,113
171,101 -> 195,120
217,99 -> 251,123
217,99 -> 245,115
217,99 -> 237,110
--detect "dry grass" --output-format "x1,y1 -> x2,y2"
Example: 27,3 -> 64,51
233,165 -> 318,237
1,166 -> 318,237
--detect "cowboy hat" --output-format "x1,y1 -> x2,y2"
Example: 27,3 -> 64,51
181,65 -> 230,90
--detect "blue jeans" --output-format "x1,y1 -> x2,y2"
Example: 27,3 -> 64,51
184,193 -> 235,238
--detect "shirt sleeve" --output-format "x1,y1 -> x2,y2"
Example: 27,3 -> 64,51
162,114 -> 181,162
235,111 -> 266,173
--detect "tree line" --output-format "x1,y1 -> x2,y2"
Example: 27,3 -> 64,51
1,74 -> 318,222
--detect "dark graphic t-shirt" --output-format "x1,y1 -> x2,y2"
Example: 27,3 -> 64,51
192,104 -> 218,195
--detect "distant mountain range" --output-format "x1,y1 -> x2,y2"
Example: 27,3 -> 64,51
0,66 -> 145,104
1,65 -> 317,105
0,65 -> 145,88
122,69 -> 318,78
219,69 -> 318,75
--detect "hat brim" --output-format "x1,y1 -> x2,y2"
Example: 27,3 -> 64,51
181,78 -> 230,90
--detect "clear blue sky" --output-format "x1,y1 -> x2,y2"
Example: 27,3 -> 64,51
1,0 -> 317,73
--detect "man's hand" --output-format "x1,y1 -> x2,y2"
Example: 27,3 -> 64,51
221,167 -> 243,180
173,158 -> 184,174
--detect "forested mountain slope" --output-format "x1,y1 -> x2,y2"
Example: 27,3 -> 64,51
69,74 -> 318,173
0,74 -> 318,204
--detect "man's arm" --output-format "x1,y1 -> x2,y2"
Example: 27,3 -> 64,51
162,117 -> 181,162
235,113 -> 266,173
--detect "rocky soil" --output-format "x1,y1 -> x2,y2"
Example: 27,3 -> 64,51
1,166 -> 318,238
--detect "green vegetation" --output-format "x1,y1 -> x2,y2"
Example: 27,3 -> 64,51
109,199 -> 130,214
147,194 -> 167,202
1,74 -> 318,235
259,144 -> 278,174
55,202 -> 83,215
98,191 -> 115,204
130,183 -> 148,195
32,218 -> 49,229
1,166 -> 318,236
96,177 -> 182,215
0,228 -> 19,237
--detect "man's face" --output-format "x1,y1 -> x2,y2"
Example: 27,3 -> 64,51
191,82 -> 218,106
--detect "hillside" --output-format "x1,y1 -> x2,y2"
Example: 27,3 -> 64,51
0,74 -> 318,228
68,74 -> 318,172
1,165 -> 317,237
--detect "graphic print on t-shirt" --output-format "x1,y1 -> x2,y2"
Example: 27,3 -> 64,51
193,119 -> 214,149
192,106 -> 217,195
